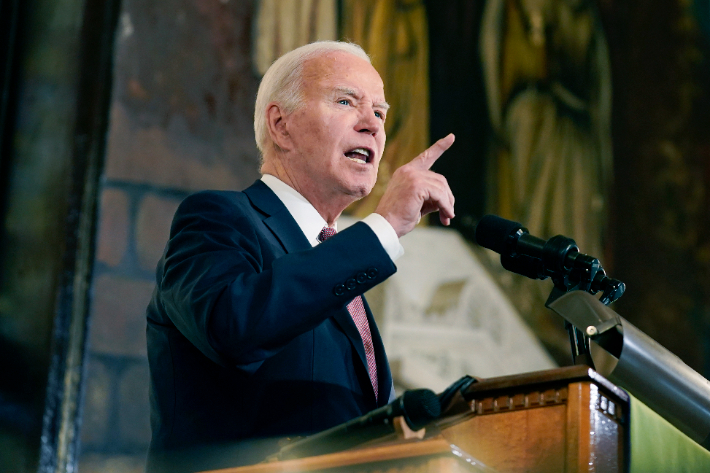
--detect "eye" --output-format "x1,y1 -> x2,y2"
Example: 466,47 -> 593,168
337,99 -> 351,106
375,110 -> 385,120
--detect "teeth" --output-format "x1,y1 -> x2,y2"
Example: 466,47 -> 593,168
345,148 -> 370,164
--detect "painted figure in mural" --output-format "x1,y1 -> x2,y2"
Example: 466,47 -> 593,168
145,41 -> 455,472
252,0 -> 337,76
480,0 -> 613,350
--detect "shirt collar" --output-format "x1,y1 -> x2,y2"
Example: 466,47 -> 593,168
260,174 -> 334,247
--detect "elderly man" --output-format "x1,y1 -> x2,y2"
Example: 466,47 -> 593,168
145,41 -> 454,471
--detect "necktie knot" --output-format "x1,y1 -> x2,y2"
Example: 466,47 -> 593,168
317,226 -> 337,243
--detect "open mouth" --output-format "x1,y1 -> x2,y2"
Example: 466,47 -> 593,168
344,147 -> 373,164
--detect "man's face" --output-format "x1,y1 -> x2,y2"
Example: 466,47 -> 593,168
282,51 -> 388,201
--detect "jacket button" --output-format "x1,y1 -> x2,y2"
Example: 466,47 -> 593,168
345,278 -> 357,291
334,284 -> 346,296
366,267 -> 378,279
356,272 -> 368,284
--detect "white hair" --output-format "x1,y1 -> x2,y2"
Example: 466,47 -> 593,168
254,41 -> 371,156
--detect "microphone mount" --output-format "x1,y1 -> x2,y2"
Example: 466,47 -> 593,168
499,230 -> 624,306
475,215 -> 626,366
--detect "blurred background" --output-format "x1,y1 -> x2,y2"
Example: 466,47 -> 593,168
1,0 -> 709,472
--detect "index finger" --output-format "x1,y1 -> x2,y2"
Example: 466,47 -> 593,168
411,133 -> 455,170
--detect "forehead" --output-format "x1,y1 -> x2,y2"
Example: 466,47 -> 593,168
302,51 -> 385,98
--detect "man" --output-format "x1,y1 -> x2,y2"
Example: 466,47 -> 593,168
145,41 -> 454,471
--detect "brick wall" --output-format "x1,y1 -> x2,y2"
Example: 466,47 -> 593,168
78,2 -> 260,471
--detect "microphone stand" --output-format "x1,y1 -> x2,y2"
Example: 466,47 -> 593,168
503,234 -> 626,367
543,236 -> 625,367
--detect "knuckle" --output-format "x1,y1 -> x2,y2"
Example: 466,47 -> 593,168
399,167 -> 411,178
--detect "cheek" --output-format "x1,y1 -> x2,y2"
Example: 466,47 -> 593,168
312,123 -> 340,152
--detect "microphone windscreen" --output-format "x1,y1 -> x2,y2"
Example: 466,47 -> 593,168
475,215 -> 525,254
401,389 -> 441,430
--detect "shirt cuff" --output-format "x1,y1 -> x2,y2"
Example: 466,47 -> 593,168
362,213 -> 405,262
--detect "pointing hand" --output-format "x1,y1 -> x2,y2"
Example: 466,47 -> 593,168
375,134 -> 456,238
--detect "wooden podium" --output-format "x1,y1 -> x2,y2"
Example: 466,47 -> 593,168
205,366 -> 629,473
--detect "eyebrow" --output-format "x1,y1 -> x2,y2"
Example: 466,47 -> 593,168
334,87 -> 390,111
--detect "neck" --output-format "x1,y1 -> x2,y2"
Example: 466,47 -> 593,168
261,156 -> 354,226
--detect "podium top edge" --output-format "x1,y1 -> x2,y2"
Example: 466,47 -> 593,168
462,366 -> 630,403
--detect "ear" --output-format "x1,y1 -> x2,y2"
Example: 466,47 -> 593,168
265,102 -> 292,151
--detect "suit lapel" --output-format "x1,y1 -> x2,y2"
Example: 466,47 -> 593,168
332,307 -> 369,373
362,297 -> 393,407
263,211 -> 311,253
332,297 -> 392,407
244,179 -> 389,406
243,180 -> 311,253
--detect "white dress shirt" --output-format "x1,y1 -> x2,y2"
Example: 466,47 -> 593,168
260,174 -> 404,261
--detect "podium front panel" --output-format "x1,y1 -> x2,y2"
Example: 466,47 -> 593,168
437,367 -> 628,473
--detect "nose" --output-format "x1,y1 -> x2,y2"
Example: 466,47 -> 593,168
356,109 -> 381,136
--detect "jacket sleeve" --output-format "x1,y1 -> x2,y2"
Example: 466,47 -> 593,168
156,191 -> 397,372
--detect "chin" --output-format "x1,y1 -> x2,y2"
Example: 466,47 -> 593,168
352,182 -> 376,199
347,188 -> 369,201
341,177 -> 375,198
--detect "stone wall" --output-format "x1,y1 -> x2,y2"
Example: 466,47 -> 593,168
78,1 -> 260,471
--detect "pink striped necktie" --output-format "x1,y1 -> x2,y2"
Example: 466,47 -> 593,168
317,226 -> 378,401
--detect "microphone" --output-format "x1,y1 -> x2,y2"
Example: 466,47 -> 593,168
474,215 -> 625,304
275,389 -> 441,460
475,214 -> 579,276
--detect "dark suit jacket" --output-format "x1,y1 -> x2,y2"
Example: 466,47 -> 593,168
145,180 -> 397,471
